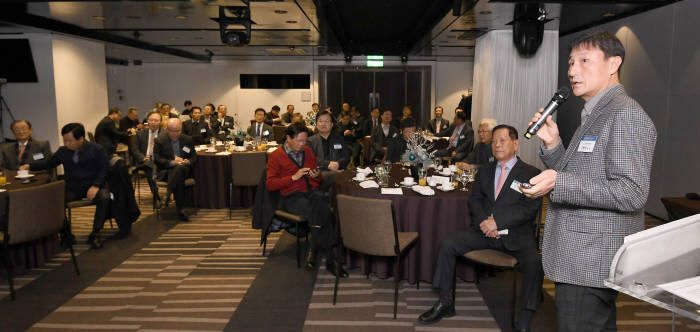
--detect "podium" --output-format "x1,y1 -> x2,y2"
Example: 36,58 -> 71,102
605,213 -> 700,328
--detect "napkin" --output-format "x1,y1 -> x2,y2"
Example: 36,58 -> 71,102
215,141 -> 224,146
381,188 -> 403,195
412,185 -> 435,196
430,175 -> 450,185
215,151 -> 232,156
359,180 -> 379,188
267,147 -> 278,152
356,167 -> 373,174
195,146 -> 208,152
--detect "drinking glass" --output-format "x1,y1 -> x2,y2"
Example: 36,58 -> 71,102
459,172 -> 469,191
467,168 -> 477,182
0,171 -> 6,186
418,168 -> 427,186
451,173 -> 460,189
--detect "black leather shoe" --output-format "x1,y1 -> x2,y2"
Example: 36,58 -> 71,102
87,233 -> 103,249
108,231 -> 129,240
326,261 -> 349,278
305,248 -> 317,269
418,301 -> 455,325
177,210 -> 190,222
163,196 -> 172,208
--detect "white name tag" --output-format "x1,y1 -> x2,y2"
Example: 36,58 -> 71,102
219,131 -> 225,134
578,135 -> 597,153
224,122 -> 229,126
182,146 -> 191,153
200,128 -> 206,133
459,135 -> 465,139
263,130 -> 269,136
510,179 -> 523,194
333,144 -> 342,150
488,156 -> 495,162
32,152 -> 44,160
392,133 -> 397,138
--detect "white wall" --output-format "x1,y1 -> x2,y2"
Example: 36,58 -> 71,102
52,35 -> 109,142
435,61 -> 473,122
0,33 -> 59,149
557,0 -> 700,218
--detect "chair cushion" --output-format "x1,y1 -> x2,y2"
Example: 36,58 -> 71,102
274,210 -> 305,223
463,249 -> 518,268
66,200 -> 95,209
397,232 -> 419,253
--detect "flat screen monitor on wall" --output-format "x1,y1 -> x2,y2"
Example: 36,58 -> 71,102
0,39 -> 39,83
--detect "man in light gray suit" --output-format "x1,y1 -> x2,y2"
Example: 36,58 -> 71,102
523,31 -> 656,332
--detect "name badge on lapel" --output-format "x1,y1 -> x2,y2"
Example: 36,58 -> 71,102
333,144 -> 342,150
32,152 -> 45,160
182,146 -> 191,154
263,130 -> 270,136
393,133 -> 397,138
578,136 -> 597,153
224,122 -> 229,126
510,180 -> 523,194
459,135 -> 465,139
200,128 -> 206,133
488,156 -> 495,162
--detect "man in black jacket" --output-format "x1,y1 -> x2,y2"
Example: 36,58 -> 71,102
95,108 -> 135,155
130,111 -> 162,196
182,106 -> 210,145
22,123 -> 111,249
336,112 -> 361,167
119,107 -> 142,134
419,125 -> 542,331
153,118 -> 198,221
426,106 -> 450,136
216,104 -> 235,137
370,109 -> 399,163
434,111 -> 474,162
457,118 -> 497,170
308,110 -> 349,190
386,118 -> 416,163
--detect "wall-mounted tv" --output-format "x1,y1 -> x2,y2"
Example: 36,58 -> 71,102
0,39 -> 39,83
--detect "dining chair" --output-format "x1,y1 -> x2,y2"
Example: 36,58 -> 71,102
334,194 -> 419,318
1,181 -> 80,300
229,151 -> 267,219
272,125 -> 287,143
155,178 -> 197,220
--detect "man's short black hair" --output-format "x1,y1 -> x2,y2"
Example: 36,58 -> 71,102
254,108 -> 265,115
312,103 -> 319,107
381,109 -> 392,116
568,31 -> 625,73
161,103 -> 170,108
146,111 -> 162,120
192,106 -> 202,112
454,110 -> 468,122
492,124 -> 518,140
184,100 -> 192,107
108,108 -> 120,116
271,105 -> 280,111
316,110 -> 334,123
371,107 -> 379,112
61,123 -> 85,140
400,117 -> 416,130
11,120 -> 31,131
285,122 -> 308,139
287,104 -> 294,110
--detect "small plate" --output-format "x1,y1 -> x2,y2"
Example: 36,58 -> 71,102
437,185 -> 455,192
400,181 -> 416,186
15,174 -> 35,179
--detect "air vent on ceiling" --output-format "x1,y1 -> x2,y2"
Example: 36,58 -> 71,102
265,48 -> 307,55
457,29 -> 488,40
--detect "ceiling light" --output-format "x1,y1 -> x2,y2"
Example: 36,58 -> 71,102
170,37 -> 179,41
92,16 -> 105,20
126,15 -> 141,19
478,11 -> 491,15
274,10 -> 288,15
158,5 -> 176,10
286,20 -> 297,24
603,12 -> 616,17
175,15 -> 188,20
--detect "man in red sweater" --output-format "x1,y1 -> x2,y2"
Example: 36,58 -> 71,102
266,123 -> 348,277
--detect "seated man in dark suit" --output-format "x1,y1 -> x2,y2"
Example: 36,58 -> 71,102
337,112 -> 362,167
264,105 -> 282,126
363,107 -> 381,137
419,125 -> 543,332
426,106 -> 451,136
21,123 -> 111,249
182,106 -> 210,145
119,107 -> 142,134
216,104 -> 235,137
153,118 -> 198,221
308,110 -> 349,191
280,104 -> 295,125
266,123 -> 347,278
434,110 -> 474,162
0,120 -> 52,170
457,118 -> 497,170
386,118 -> 416,163
95,108 -> 135,155
247,108 -> 273,140
129,111 -> 163,196
370,109 -> 399,163
202,104 -> 220,136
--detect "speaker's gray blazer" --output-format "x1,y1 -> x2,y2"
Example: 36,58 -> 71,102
540,85 -> 656,288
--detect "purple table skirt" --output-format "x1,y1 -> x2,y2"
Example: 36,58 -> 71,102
194,152 -> 255,209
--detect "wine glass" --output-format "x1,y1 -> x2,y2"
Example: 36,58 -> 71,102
459,172 -> 469,191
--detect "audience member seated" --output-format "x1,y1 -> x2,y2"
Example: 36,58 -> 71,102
130,111 -> 162,196
216,104 -> 235,136
392,105 -> 415,129
202,103 -> 220,134
363,107 -> 381,138
370,109 -> 399,163
337,112 -> 362,167
281,104 -> 295,125
181,100 -> 193,116
386,118 -> 416,163
119,107 -> 142,134
160,103 -> 178,119
153,118 -> 197,222
182,106 -> 210,145
247,108 -> 273,140
457,118 -> 497,170
339,102 -> 351,119
0,120 -> 51,171
427,106 -> 450,136
21,123 -> 111,249
310,102 -> 320,118
96,108 -> 135,155
434,110 -> 474,162
266,123 -> 348,278
308,110 -> 349,190
350,107 -> 366,136
265,105 -> 282,126
418,125 -> 543,331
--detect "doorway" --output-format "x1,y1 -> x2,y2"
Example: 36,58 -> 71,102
319,66 -> 431,127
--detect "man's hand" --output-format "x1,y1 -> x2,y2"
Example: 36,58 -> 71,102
292,167 -> 310,181
174,157 -> 185,165
485,229 -> 500,238
456,162 -> 473,170
382,146 -> 388,151
328,161 -> 340,171
451,151 -> 457,158
86,186 -> 100,200
343,130 -> 352,136
308,168 -> 320,179
19,164 -> 30,171
143,156 -> 151,163
479,216 -> 498,238
522,169 -> 557,198
528,108 -> 560,149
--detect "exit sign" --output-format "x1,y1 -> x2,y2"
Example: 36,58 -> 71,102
366,55 -> 384,67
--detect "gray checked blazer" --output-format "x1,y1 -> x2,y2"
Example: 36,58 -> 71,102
540,85 -> 656,288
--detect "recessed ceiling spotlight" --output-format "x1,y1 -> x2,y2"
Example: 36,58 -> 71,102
126,15 -> 141,19
175,15 -> 188,20
603,12 -> 616,17
478,10 -> 492,15
92,16 -> 106,20
286,20 -> 297,24
274,10 -> 288,15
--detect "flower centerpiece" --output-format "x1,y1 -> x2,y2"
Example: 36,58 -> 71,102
400,134 -> 438,179
305,111 -> 317,127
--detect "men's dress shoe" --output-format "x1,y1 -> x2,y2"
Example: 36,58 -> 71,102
87,233 -> 103,249
177,210 -> 190,222
418,301 -> 455,325
163,196 -> 172,208
327,261 -> 349,278
305,248 -> 317,269
108,231 -> 129,240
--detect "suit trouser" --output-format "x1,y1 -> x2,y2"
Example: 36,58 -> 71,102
554,283 -> 618,332
432,229 -> 543,322
134,162 -> 157,196
280,190 -> 337,262
164,164 -> 191,209
66,186 -> 111,234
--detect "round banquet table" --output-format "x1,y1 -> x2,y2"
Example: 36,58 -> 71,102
0,170 -> 59,282
333,165 -> 475,284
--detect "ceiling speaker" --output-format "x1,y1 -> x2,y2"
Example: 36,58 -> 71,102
512,3 -> 546,57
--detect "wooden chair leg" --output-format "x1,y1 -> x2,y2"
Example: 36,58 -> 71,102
393,257 -> 399,319
2,246 -> 15,300
512,267 -> 518,329
295,223 -> 300,268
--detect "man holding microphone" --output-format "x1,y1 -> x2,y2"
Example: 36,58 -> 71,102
522,31 -> 656,331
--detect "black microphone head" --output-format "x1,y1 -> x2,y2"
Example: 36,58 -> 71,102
553,86 -> 571,103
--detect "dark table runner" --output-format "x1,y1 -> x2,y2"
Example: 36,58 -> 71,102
0,170 -> 59,282
333,165 -> 475,284
661,197 -> 700,221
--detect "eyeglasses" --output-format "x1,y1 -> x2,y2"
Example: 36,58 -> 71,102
317,119 -> 332,124
478,130 -> 490,133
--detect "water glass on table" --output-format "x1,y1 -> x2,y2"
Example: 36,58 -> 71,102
418,168 -> 427,186
0,171 -> 6,186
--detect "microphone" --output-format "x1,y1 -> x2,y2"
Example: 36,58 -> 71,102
524,86 -> 571,139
